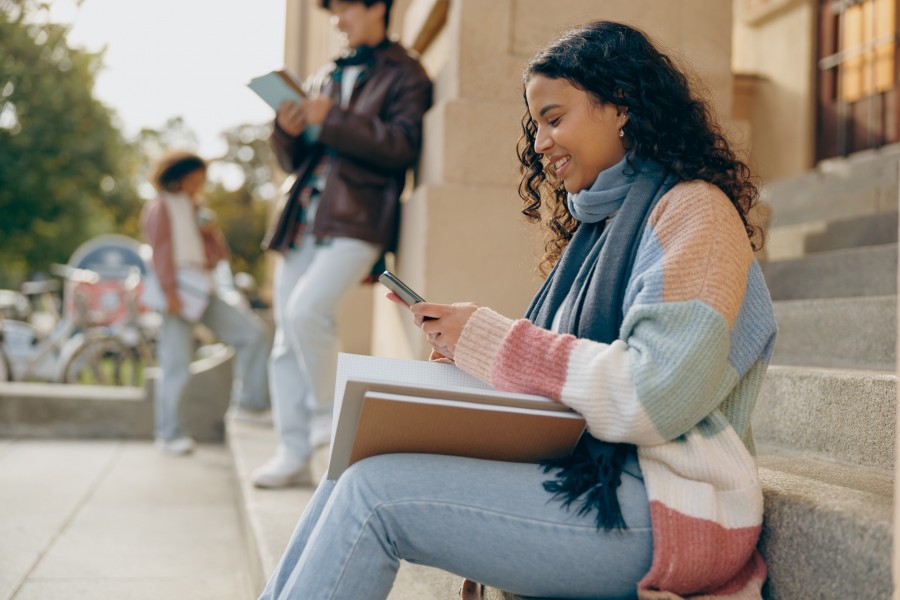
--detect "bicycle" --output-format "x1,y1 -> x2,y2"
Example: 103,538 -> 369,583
0,265 -> 156,386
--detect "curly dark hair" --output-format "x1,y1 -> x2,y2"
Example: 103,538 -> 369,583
151,151 -> 207,193
518,21 -> 762,273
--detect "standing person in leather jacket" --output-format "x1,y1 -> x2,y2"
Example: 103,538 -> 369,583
252,0 -> 432,488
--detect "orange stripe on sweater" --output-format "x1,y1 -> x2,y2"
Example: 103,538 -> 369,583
638,501 -> 763,596
648,182 -> 753,329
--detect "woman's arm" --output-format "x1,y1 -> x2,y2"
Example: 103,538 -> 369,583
140,199 -> 181,315
442,182 -> 775,445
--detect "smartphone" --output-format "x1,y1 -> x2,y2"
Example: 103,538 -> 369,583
378,271 -> 425,306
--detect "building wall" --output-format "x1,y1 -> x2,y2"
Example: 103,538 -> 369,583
732,0 -> 817,182
283,0 -> 737,360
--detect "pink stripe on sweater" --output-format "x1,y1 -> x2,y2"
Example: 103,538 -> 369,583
491,319 -> 578,401
639,502 -> 764,596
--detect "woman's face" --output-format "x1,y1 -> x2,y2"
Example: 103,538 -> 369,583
179,168 -> 206,202
525,75 -> 626,194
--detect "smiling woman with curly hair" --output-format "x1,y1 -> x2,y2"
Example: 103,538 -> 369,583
518,21 -> 763,274
262,20 -> 776,600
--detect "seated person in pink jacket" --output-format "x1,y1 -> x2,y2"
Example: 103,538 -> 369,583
141,151 -> 271,455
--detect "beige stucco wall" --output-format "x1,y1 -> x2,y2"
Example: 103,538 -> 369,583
283,0 -> 738,360
376,0 -> 737,360
732,0 -> 817,182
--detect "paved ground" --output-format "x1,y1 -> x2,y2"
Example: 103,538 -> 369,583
0,438 -> 253,600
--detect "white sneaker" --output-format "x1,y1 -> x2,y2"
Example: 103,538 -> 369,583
311,414 -> 332,448
226,406 -> 274,427
156,437 -> 195,456
251,454 -> 312,488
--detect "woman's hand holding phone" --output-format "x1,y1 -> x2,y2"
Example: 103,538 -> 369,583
409,302 -> 479,359
380,271 -> 479,358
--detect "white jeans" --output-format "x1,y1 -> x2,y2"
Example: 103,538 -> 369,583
269,236 -> 381,461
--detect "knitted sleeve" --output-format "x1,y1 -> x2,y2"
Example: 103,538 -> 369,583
454,181 -> 775,445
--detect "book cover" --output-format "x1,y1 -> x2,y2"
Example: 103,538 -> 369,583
327,353 -> 586,480
247,69 -> 306,111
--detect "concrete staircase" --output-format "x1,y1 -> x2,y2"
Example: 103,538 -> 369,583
753,146 -> 899,599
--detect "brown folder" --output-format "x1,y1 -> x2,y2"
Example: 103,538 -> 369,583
326,353 -> 586,480
333,391 -> 585,479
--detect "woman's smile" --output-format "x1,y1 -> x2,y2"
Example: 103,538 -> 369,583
551,154 -> 571,177
525,74 -> 626,193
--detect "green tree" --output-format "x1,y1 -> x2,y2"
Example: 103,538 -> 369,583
0,0 -> 142,287
204,122 -> 281,284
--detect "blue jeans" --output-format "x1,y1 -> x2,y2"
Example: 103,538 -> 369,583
259,453 -> 653,600
155,294 -> 271,440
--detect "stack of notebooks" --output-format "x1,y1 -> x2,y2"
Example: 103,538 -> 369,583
327,353 -> 586,480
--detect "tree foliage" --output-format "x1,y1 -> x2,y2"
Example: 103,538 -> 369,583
0,0 -> 142,287
204,122 -> 281,283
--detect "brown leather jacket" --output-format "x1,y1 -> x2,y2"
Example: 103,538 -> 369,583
263,40 -> 432,253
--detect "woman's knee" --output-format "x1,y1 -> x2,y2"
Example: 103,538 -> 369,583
333,455 -> 405,507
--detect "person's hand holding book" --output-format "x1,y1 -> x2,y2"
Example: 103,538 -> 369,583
277,95 -> 334,137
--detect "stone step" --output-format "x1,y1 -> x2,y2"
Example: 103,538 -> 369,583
761,243 -> 897,300
752,365 -> 895,470
765,211 -> 898,261
756,445 -> 892,600
763,144 -> 900,228
770,295 -> 896,370
803,211 -> 899,254
0,344 -> 234,442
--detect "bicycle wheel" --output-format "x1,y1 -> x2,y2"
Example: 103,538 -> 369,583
61,335 -> 142,386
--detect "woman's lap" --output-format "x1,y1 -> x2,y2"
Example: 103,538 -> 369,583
263,453 -> 653,600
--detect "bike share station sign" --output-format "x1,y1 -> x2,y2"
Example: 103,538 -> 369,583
66,235 -> 149,326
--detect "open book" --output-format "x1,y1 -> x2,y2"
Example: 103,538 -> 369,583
247,69 -> 307,111
327,353 -> 586,480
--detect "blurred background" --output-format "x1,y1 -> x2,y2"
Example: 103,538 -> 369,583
1,0 -> 288,293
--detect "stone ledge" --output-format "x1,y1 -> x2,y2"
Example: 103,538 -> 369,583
0,381 -> 145,401
0,344 -> 234,442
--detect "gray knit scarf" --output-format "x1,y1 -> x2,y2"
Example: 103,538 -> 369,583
567,155 -> 633,223
525,156 -> 676,529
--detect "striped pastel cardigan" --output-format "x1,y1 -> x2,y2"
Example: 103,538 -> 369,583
454,180 -> 777,599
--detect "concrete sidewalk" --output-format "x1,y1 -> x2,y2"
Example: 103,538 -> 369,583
0,438 -> 253,600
